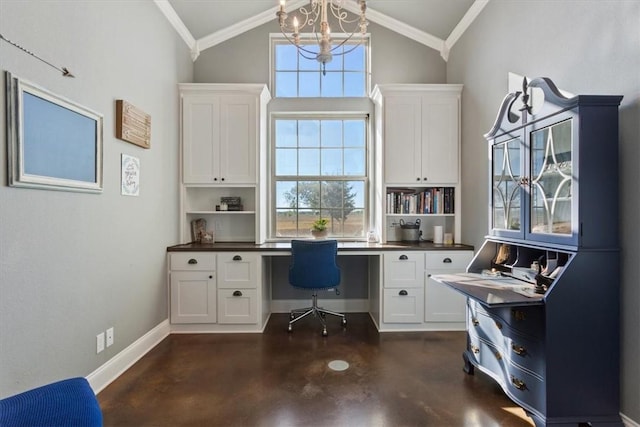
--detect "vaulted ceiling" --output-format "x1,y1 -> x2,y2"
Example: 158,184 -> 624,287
154,0 -> 489,61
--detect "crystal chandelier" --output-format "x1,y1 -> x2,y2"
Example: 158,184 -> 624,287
277,0 -> 368,75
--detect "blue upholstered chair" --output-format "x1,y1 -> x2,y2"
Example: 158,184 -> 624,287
0,377 -> 103,427
288,239 -> 347,336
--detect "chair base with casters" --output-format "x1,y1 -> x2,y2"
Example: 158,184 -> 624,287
288,292 -> 347,336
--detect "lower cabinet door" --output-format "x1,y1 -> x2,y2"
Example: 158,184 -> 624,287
383,287 -> 424,323
217,288 -> 258,324
425,270 -> 467,322
170,271 -> 216,324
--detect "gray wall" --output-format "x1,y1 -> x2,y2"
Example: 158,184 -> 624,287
194,21 -> 447,85
447,1 -> 640,421
0,1 -> 193,397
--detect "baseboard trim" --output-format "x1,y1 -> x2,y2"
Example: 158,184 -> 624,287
87,319 -> 170,394
270,298 -> 369,313
622,412 -> 640,427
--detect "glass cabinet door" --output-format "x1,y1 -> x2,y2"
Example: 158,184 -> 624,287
492,137 -> 523,234
529,119 -> 573,236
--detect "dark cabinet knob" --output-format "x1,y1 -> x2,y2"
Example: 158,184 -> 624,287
233,255 -> 242,261
416,177 -> 421,181
188,258 -> 197,264
213,177 -> 218,181
221,178 -> 225,181
209,275 -> 213,279
399,255 -> 408,260
233,290 -> 242,297
443,257 -> 452,263
399,290 -> 408,296
423,177 -> 427,181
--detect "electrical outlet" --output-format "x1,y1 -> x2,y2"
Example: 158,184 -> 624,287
106,327 -> 114,347
96,332 -> 105,354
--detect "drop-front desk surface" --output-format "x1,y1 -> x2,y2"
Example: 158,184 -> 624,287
166,241 -> 474,333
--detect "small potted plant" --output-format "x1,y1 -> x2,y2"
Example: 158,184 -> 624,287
311,218 -> 329,239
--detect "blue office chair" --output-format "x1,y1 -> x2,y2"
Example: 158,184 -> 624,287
288,239 -> 347,336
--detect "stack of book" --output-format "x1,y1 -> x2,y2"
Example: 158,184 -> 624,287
386,187 -> 454,214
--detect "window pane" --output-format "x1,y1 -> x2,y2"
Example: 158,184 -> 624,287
298,121 -> 319,147
344,72 -> 365,97
298,209 -> 315,237
321,149 -> 343,175
297,182 -> 320,208
348,181 -> 366,207
321,120 -> 342,147
299,47 -> 319,70
344,148 -> 365,176
275,120 -> 297,147
324,46 -> 343,71
299,72 -> 320,97
275,209 -> 295,237
275,148 -> 297,176
275,44 -> 298,70
342,209 -> 364,237
299,149 -> 320,175
321,72 -> 343,97
276,181 -> 297,207
276,72 -> 297,97
344,120 -> 365,146
344,45 -> 365,71
321,181 -> 344,208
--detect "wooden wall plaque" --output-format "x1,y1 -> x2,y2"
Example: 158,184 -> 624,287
116,100 -> 151,149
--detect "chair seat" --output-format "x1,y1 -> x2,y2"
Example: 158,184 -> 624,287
0,377 -> 103,427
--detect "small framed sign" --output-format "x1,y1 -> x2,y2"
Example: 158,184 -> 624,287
115,100 -> 151,149
121,154 -> 140,196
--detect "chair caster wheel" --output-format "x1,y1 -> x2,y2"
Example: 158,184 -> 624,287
290,313 -> 295,320
322,328 -> 328,337
341,318 -> 347,326
287,324 -> 293,332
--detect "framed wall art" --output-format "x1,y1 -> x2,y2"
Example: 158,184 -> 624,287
5,71 -> 103,193
120,154 -> 140,196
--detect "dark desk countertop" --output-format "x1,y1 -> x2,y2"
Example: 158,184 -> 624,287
167,241 -> 474,252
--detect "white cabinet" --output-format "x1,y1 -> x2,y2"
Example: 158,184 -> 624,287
373,85 -> 462,185
179,84 -> 270,243
217,253 -> 259,324
382,252 -> 425,324
169,251 -> 264,329
169,253 -> 217,324
372,85 -> 463,244
424,251 -> 473,322
181,87 -> 267,184
380,250 -> 473,329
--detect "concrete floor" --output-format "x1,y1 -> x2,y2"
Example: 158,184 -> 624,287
98,313 -> 534,426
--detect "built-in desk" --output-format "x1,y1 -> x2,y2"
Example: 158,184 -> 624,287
166,241 -> 474,333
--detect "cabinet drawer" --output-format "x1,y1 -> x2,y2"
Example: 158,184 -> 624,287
468,304 -> 507,348
506,333 -> 545,377
468,333 -> 507,381
170,253 -> 216,271
384,252 -> 425,288
383,287 -> 424,323
506,364 -> 545,413
217,288 -> 258,324
425,251 -> 472,270
217,253 -> 259,289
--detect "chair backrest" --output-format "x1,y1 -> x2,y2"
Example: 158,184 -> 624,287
289,239 -> 341,290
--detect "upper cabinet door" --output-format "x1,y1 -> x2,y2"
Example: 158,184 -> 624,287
380,87 -> 462,186
383,96 -> 422,185
422,95 -> 460,184
182,95 -> 220,184
219,95 -> 257,185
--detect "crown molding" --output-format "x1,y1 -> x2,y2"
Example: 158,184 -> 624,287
156,0 -> 490,62
197,0 -> 308,53
342,1 -> 445,54
153,0 -> 199,60
442,0 -> 490,60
